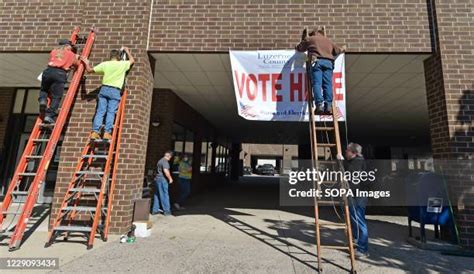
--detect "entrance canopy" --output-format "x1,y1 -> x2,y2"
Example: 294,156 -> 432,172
0,53 -> 48,87
152,52 -> 430,146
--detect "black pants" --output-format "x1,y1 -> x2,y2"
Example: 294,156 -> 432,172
39,67 -> 67,119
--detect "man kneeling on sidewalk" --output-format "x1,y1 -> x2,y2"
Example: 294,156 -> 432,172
82,47 -> 134,140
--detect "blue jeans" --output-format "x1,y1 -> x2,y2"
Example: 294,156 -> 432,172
311,59 -> 334,105
177,178 -> 191,205
152,177 -> 171,214
349,197 -> 368,253
92,86 -> 121,133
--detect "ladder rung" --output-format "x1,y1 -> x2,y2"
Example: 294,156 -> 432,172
53,225 -> 92,232
26,155 -> 43,159
317,143 -> 336,147
2,211 -> 21,215
315,127 -> 334,131
39,123 -> 55,128
317,200 -> 343,206
82,155 -> 108,159
70,187 -> 100,193
92,139 -> 111,144
76,171 -> 105,176
81,177 -> 110,182
62,206 -> 96,212
12,191 -> 28,196
19,172 -> 37,176
33,139 -> 50,142
318,221 -> 347,227
319,181 -> 339,185
321,245 -> 349,250
317,160 -> 338,164
0,231 -> 14,236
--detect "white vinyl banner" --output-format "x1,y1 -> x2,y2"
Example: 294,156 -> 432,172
229,50 -> 346,121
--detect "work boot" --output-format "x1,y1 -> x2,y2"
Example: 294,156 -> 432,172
43,116 -> 55,124
39,99 -> 47,114
325,103 -> 333,115
103,132 -> 112,140
90,131 -> 101,140
315,103 -> 324,115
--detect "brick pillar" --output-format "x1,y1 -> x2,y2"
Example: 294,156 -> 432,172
145,89 -> 176,174
51,0 -> 154,234
424,0 -> 474,248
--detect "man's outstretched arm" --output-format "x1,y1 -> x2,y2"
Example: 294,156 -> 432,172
80,57 -> 95,73
295,39 -> 309,52
122,47 -> 135,65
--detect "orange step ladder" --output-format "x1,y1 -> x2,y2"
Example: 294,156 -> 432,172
0,27 -> 95,251
302,28 -> 357,272
46,53 -> 129,249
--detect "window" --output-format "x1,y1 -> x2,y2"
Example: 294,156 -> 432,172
171,123 -> 194,174
13,89 -> 25,113
200,140 -> 211,173
185,130 -> 194,155
171,124 -> 185,173
215,144 -> 230,173
24,89 -> 40,114
13,88 -> 42,114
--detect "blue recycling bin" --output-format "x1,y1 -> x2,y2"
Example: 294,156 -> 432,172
406,172 -> 456,243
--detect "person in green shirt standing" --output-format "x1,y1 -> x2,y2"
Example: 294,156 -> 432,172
174,154 -> 192,210
82,47 -> 134,140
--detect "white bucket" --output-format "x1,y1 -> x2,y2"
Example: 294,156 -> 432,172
133,222 -> 151,238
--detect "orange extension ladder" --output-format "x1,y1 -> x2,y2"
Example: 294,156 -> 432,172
302,28 -> 357,273
46,55 -> 128,250
0,27 -> 95,251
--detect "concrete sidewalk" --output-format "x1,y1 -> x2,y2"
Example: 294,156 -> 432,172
2,177 -> 474,273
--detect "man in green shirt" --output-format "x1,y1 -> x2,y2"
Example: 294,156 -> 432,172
82,47 -> 134,140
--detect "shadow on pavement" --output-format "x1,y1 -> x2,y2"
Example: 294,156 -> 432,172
173,175 -> 474,273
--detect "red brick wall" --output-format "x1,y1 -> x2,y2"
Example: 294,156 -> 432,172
145,89 -> 176,175
0,0 -> 81,51
150,0 -> 432,52
0,0 -> 155,234
424,54 -> 450,157
424,0 -> 474,248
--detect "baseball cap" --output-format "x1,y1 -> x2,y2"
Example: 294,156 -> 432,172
58,39 -> 73,46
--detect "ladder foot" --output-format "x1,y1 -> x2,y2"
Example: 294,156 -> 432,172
44,241 -> 52,248
87,244 -> 93,250
8,246 -> 20,252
